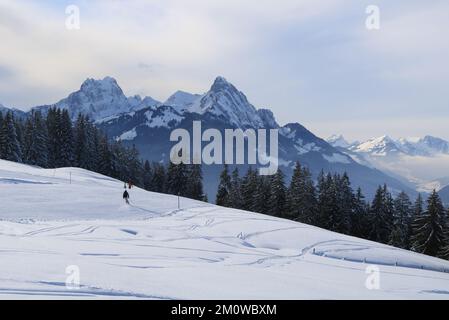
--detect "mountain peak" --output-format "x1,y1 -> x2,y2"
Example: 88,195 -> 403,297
210,76 -> 234,93
327,134 -> 351,148
81,76 -> 121,90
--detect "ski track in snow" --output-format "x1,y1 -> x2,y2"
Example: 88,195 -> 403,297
1,160 -> 449,299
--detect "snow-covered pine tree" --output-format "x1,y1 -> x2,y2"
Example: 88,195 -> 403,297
268,169 -> 287,217
411,190 -> 447,257
216,164 -> 231,206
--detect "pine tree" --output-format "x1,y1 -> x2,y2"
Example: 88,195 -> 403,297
411,190 -> 447,257
287,162 -> 317,224
58,109 -> 75,167
252,174 -> 271,214
97,134 -> 113,176
350,188 -> 370,238
439,206 -> 449,260
143,160 -> 153,190
216,164 -> 231,206
0,112 -> 22,162
25,111 -> 48,167
186,165 -> 204,200
151,163 -> 166,193
167,162 -> 187,196
390,192 -> 412,249
334,173 -> 353,234
228,168 -> 243,209
74,114 -> 89,168
241,167 -> 258,211
369,185 -> 394,244
268,169 -> 287,217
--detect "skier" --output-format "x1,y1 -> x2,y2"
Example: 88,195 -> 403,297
128,180 -> 133,189
123,189 -> 130,205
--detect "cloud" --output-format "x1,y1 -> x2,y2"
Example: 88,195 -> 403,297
0,0 -> 448,141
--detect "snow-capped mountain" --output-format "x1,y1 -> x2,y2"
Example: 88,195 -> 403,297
350,135 -> 402,156
188,76 -> 267,128
1,159 -> 448,299
328,134 -> 449,194
329,135 -> 449,158
439,185 -> 449,206
96,76 -> 414,199
163,90 -> 202,112
326,134 -> 352,149
34,77 -> 161,121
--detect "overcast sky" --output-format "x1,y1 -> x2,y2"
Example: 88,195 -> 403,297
0,0 -> 448,141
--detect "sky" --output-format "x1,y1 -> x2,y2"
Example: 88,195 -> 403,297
0,0 -> 448,142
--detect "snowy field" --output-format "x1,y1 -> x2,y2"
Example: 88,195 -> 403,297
1,160 -> 449,299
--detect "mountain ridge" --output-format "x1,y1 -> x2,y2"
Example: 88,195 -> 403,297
1,76 -> 416,199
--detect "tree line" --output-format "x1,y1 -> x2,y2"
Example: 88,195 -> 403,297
215,162 -> 449,260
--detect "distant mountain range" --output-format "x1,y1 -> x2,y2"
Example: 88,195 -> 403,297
1,76 -> 419,200
328,134 -> 449,157
327,134 -> 449,195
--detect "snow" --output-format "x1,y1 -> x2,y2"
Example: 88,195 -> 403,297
118,128 -> 137,141
145,109 -> 184,129
326,134 -> 351,148
188,76 -> 265,129
322,153 -> 351,164
1,159 -> 449,299
164,90 -> 202,111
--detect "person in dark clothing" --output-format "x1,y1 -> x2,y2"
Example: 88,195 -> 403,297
123,190 -> 130,204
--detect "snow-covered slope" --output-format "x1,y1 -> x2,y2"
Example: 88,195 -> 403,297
1,160 -> 449,299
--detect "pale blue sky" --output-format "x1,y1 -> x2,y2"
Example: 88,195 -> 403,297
0,0 -> 448,141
